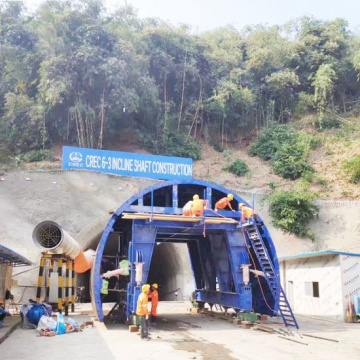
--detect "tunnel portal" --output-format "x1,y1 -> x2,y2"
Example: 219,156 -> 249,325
91,179 -> 281,322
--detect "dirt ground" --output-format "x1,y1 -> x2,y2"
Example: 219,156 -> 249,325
1,302 -> 359,360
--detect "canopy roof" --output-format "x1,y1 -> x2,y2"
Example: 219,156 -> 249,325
279,250 -> 360,262
0,244 -> 32,267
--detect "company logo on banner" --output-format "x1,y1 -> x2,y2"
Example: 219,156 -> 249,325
62,146 -> 193,180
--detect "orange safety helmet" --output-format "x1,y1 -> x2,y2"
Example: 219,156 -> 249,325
152,283 -> 158,289
193,194 -> 200,200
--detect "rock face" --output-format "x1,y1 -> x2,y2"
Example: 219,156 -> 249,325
1,170 -> 359,302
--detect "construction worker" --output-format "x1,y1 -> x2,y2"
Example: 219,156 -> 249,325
119,255 -> 130,276
100,276 -> 109,303
190,195 -> 209,217
136,284 -> 150,340
215,194 -> 235,212
148,283 -> 159,325
182,195 -> 196,216
239,203 -> 259,223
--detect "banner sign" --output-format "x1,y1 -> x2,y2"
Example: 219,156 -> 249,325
62,146 -> 193,180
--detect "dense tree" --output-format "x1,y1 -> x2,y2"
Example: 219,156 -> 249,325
1,1 -> 360,155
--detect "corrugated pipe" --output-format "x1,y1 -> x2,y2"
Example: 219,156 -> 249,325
32,220 -> 95,273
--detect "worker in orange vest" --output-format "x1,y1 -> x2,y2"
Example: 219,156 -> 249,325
136,284 -> 150,340
182,195 -> 198,216
190,195 -> 209,217
215,194 -> 235,212
239,203 -> 258,223
148,283 -> 159,325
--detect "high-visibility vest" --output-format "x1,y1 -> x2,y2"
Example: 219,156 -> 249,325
241,207 -> 258,221
100,278 -> 109,295
191,199 -> 208,216
119,259 -> 130,276
136,292 -> 149,316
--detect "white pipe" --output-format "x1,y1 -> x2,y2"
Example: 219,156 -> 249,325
32,221 -> 81,258
134,262 -> 144,285
102,268 -> 129,278
241,264 -> 251,285
32,220 -> 95,273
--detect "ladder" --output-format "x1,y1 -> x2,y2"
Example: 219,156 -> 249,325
244,224 -> 299,329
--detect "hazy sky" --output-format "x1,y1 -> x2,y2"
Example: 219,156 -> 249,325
22,0 -> 360,32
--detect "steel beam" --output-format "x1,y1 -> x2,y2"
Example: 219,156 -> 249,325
195,289 -> 252,311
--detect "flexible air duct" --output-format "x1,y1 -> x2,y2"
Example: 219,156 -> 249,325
32,220 -> 94,273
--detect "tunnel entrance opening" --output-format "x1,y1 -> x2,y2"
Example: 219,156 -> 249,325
147,243 -> 194,302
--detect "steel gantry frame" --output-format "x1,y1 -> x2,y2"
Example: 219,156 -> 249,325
91,179 -> 296,328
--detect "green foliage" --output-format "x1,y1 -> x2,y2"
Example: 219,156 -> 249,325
211,142 -> 224,153
268,181 -> 277,190
0,3 -> 359,159
248,124 -> 297,160
250,124 -> 318,180
223,149 -> 234,160
342,156 -> 360,183
312,115 -> 342,130
267,189 -> 319,240
223,159 -> 249,177
272,143 -> 314,180
296,92 -> 315,114
21,149 -> 55,163
140,131 -> 201,160
312,64 -> 337,119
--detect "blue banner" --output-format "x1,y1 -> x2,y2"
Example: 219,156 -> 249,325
62,146 -> 193,180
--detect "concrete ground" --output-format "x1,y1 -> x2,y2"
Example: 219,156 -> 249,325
0,302 -> 359,360
0,315 -> 21,344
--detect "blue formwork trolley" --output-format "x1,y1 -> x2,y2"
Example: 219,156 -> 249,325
92,179 -> 298,329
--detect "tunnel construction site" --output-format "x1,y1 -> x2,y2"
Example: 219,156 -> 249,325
31,178 -> 298,330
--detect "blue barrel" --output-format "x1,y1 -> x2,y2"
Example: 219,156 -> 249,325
26,304 -> 47,325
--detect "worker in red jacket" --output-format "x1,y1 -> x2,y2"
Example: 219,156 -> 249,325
148,283 -> 159,325
215,194 -> 235,212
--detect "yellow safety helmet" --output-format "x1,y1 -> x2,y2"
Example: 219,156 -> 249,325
142,284 -> 150,293
152,283 -> 158,289
239,203 -> 245,208
193,194 -> 200,200
227,193 -> 234,201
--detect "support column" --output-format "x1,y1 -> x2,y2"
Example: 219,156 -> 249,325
45,258 -> 53,303
65,261 -> 70,315
172,185 -> 178,209
57,258 -> 63,313
206,187 -> 212,209
36,256 -> 46,303
208,234 -> 231,292
127,222 -> 157,317
197,237 -> 216,291
226,229 -> 252,310
71,260 -> 75,312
